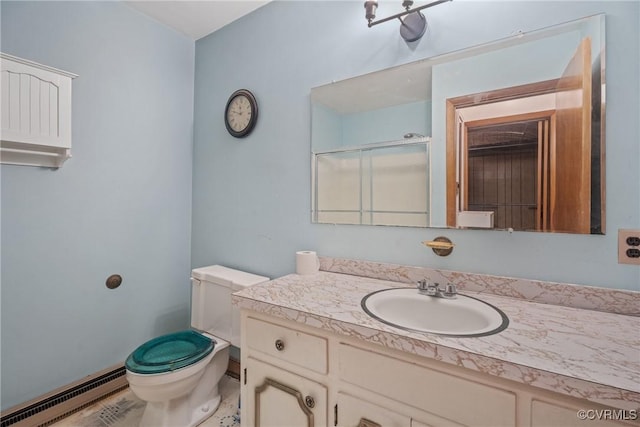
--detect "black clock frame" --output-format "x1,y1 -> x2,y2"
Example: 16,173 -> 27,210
224,89 -> 258,138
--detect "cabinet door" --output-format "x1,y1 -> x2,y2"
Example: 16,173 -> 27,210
530,400 -> 633,427
336,392 -> 410,427
244,357 -> 327,427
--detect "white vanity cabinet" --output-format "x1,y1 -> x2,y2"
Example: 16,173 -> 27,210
241,316 -> 329,427
240,311 -> 635,427
337,343 -> 515,427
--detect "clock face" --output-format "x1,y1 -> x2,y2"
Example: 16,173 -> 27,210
225,89 -> 258,138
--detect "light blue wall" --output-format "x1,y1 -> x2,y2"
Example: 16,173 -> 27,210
311,103 -> 342,152
1,0 -> 638,414
1,1 -> 194,410
312,101 -> 431,151
342,101 -> 431,146
192,1 -> 639,290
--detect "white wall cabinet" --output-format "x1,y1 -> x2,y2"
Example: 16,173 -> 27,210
1,53 -> 77,168
241,311 -> 634,427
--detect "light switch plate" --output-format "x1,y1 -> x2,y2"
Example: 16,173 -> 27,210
618,229 -> 640,265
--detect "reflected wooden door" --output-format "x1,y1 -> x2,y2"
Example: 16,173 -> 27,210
550,37 -> 592,233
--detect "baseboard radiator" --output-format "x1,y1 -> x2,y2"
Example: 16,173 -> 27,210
1,359 -> 241,427
0,365 -> 128,427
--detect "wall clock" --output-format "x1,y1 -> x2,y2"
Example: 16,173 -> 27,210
224,89 -> 258,138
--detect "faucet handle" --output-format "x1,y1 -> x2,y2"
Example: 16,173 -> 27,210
443,283 -> 457,297
416,279 -> 428,291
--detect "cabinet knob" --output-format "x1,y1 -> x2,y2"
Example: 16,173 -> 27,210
304,395 -> 315,408
275,339 -> 285,351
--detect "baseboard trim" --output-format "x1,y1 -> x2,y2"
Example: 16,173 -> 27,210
2,358 -> 241,427
0,365 -> 128,427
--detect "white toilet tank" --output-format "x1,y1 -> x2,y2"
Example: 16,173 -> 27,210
190,265 -> 269,347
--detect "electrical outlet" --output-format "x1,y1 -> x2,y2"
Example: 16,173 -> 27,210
618,229 -> 640,265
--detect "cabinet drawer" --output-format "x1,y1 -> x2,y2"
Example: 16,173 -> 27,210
338,343 -> 516,427
246,317 -> 328,374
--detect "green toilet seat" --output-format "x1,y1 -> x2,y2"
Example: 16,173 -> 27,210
125,330 -> 214,374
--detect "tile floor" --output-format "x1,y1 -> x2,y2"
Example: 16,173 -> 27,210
51,375 -> 240,427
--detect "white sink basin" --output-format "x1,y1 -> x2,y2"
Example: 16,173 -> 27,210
361,288 -> 508,337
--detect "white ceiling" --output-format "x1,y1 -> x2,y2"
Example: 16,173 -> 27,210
125,1 -> 270,40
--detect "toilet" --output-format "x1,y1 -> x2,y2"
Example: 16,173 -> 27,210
125,265 -> 269,427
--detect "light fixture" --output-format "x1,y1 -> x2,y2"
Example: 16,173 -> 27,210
364,0 -> 452,42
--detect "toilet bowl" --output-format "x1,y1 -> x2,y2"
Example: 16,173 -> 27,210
125,266 -> 268,427
126,331 -> 230,427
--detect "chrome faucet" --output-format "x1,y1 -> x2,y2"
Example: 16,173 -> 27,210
417,280 -> 457,299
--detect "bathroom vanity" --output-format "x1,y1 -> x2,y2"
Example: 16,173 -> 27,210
233,258 -> 639,427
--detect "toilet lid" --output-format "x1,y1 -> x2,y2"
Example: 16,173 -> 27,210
125,330 -> 214,374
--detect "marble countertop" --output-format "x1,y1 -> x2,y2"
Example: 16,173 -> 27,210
233,271 -> 640,410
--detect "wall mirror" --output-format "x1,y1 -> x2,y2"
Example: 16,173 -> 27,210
311,14 -> 605,234
311,59 -> 433,227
